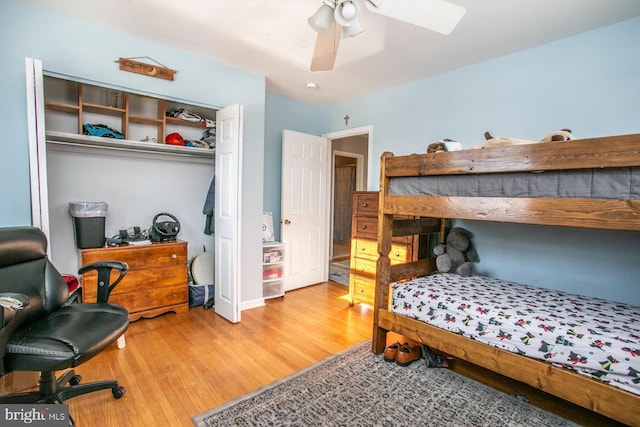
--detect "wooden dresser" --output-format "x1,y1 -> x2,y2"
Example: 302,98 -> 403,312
349,191 -> 428,306
80,241 -> 189,321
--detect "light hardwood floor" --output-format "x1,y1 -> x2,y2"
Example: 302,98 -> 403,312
68,282 -> 371,426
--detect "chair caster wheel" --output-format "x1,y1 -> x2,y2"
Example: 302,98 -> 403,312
69,375 -> 82,386
112,386 -> 125,399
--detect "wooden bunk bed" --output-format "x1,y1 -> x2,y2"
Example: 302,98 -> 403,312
372,133 -> 640,426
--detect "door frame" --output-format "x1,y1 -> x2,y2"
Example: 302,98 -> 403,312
323,125 -> 373,268
330,150 -> 364,259
26,58 -> 51,251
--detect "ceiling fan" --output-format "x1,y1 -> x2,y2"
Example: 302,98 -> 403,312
308,0 -> 466,71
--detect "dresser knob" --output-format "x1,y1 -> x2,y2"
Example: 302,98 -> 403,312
395,252 -> 400,257
171,254 -> 177,259
362,203 -> 368,207
361,225 -> 367,229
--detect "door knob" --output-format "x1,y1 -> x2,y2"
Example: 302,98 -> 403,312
284,219 -> 291,225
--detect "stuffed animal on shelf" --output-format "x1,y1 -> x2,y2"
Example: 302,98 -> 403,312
483,128 -> 575,148
433,227 -> 478,277
427,138 -> 463,153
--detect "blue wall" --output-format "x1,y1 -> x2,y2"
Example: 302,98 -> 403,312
317,17 -> 640,304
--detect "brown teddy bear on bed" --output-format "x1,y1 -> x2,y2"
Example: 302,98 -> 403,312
433,227 -> 479,277
482,129 -> 575,148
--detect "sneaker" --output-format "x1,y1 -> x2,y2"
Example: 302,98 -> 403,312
423,345 -> 449,368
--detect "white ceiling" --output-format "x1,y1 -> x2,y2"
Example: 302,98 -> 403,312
23,0 -> 640,106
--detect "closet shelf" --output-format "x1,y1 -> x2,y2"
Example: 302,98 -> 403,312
165,116 -> 211,128
46,131 -> 215,160
44,102 -> 80,113
129,115 -> 163,125
83,103 -> 126,115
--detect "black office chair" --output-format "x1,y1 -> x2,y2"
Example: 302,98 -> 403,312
0,226 -> 129,410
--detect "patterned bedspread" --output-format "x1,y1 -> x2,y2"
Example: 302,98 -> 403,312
391,273 -> 640,395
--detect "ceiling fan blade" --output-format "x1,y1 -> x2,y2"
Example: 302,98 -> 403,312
365,0 -> 466,35
310,21 -> 343,72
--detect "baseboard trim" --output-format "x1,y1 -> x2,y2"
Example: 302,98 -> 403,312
241,297 -> 266,311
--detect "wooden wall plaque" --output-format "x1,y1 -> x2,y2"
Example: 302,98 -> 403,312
118,57 -> 174,81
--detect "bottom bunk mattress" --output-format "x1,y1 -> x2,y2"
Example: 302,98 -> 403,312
391,273 -> 640,395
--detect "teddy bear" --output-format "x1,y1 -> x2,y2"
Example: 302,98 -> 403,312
433,227 -> 478,277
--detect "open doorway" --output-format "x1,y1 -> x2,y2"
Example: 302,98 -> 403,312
332,153 -> 358,262
328,132 -> 369,285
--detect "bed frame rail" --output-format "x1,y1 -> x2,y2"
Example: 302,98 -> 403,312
383,133 -> 640,177
376,309 -> 640,427
383,195 -> 640,231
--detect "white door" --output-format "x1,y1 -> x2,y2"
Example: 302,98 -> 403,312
214,104 -> 243,323
281,130 -> 330,291
25,57 -> 51,248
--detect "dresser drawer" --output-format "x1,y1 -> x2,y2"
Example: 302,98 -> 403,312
81,242 -> 187,270
354,217 -> 377,238
83,265 -> 187,300
353,239 -> 413,263
351,277 -> 374,305
107,285 -> 188,313
353,192 -> 378,216
352,257 -> 377,277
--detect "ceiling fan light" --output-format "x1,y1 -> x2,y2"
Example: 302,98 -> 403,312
334,0 -> 361,27
342,19 -> 364,38
308,1 -> 337,35
340,2 -> 356,19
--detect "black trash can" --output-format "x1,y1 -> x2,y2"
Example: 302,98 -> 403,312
68,202 -> 108,249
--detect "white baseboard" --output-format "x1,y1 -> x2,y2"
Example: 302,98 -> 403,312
241,297 -> 266,311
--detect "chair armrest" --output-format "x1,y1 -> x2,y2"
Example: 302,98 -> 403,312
0,293 -> 29,311
0,292 -> 29,328
78,261 -> 128,303
0,293 -> 30,375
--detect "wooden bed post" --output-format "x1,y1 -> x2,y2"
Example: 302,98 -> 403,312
372,152 -> 394,354
439,218 -> 447,244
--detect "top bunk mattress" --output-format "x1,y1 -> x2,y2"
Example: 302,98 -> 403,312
391,273 -> 640,396
389,167 -> 640,199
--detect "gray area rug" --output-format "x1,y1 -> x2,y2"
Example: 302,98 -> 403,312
193,342 -> 578,427
328,260 -> 350,286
